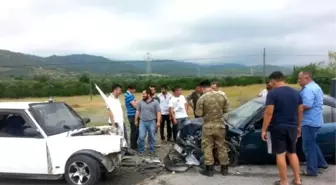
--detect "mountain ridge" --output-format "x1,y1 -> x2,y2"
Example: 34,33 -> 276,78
0,49 -> 293,78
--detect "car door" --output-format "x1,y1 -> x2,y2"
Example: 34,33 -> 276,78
239,111 -> 275,164
316,104 -> 336,158
0,110 -> 49,175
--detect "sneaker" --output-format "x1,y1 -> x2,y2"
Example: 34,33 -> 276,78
125,148 -> 135,156
149,151 -> 156,157
138,152 -> 144,157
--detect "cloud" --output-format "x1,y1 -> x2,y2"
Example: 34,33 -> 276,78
0,0 -> 335,65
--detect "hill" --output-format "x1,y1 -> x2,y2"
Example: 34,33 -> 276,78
0,49 -> 292,78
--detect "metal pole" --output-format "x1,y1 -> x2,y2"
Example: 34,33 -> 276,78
196,65 -> 201,77
263,48 -> 266,83
146,52 -> 151,74
88,61 -> 92,100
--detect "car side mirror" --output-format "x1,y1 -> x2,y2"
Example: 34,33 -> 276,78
247,125 -> 255,132
24,128 -> 41,137
83,118 -> 91,124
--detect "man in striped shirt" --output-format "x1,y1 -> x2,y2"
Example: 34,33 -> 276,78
125,84 -> 138,150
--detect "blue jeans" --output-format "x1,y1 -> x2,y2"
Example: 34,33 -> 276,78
302,125 -> 328,175
138,120 -> 156,153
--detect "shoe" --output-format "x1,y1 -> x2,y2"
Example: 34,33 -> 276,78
301,170 -> 317,177
125,148 -> 135,156
319,166 -> 328,169
200,165 -> 214,177
220,165 -> 229,176
138,152 -> 144,157
291,179 -> 303,185
149,151 -> 156,157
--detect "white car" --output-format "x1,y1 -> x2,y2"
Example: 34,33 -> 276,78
0,101 -> 126,185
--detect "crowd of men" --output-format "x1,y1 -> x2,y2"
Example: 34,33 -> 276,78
106,70 -> 328,185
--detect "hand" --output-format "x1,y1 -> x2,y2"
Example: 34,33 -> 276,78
261,130 -> 267,142
297,128 -> 301,138
156,122 -> 160,128
172,119 -> 177,124
135,121 -> 138,127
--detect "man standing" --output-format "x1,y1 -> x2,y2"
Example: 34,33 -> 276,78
106,84 -> 134,155
258,81 -> 272,98
125,84 -> 138,150
158,85 -> 172,142
211,81 -> 226,96
186,84 -> 203,118
149,85 -> 160,103
298,71 -> 328,176
169,86 -> 188,141
261,71 -> 302,185
135,89 -> 161,156
195,80 -> 230,177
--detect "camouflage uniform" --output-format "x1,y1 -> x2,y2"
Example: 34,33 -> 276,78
195,91 -> 230,166
186,91 -> 202,117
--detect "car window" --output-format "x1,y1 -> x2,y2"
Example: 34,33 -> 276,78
30,103 -> 85,136
226,100 -> 263,128
0,112 -> 41,138
323,105 -> 332,123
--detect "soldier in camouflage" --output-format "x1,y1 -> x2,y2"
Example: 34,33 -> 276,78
195,80 -> 230,177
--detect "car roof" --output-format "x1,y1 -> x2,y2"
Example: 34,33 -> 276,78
254,94 -> 336,107
0,102 -> 40,110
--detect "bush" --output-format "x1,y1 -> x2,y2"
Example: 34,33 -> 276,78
0,76 -> 269,98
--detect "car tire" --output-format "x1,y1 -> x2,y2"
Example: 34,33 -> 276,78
227,142 -> 239,167
64,155 -> 101,185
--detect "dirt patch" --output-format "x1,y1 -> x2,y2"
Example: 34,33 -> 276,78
70,103 -> 81,108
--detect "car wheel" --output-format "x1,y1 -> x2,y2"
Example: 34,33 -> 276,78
227,142 -> 238,167
64,155 -> 101,185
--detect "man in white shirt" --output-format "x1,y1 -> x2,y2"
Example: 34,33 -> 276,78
169,86 -> 189,141
106,84 -> 134,155
211,81 -> 226,96
258,81 -> 272,98
158,85 -> 172,142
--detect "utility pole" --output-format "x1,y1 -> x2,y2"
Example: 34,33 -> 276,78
196,65 -> 201,77
88,60 -> 92,100
263,48 -> 266,83
145,52 -> 152,74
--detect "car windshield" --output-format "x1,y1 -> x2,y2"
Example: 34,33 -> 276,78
30,102 -> 85,136
226,100 -> 263,128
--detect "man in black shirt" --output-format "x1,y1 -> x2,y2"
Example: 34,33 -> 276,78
261,71 -> 303,185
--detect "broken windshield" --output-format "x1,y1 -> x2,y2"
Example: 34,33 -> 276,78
226,100 -> 263,128
30,102 -> 85,136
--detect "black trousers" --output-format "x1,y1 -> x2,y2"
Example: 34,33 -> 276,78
160,114 -> 172,140
128,116 -> 139,150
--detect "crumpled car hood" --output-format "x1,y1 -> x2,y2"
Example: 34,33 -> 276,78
69,125 -> 122,136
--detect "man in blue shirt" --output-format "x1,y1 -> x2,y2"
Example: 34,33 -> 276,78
298,71 -> 328,176
125,84 -> 138,150
261,71 -> 303,185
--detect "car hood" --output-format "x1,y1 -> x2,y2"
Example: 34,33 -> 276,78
188,117 -> 241,131
47,126 -> 125,155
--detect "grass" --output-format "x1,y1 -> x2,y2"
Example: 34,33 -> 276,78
0,84 -> 300,126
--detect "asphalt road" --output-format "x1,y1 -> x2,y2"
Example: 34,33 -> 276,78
143,165 -> 336,185
1,165 -> 335,185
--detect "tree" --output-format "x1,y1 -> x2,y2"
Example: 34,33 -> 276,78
78,74 -> 90,84
327,51 -> 336,76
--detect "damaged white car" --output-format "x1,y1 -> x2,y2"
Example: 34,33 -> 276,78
0,101 -> 126,185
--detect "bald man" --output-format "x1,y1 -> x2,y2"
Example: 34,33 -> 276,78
298,71 -> 328,177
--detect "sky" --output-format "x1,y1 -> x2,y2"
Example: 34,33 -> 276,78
0,0 -> 335,65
